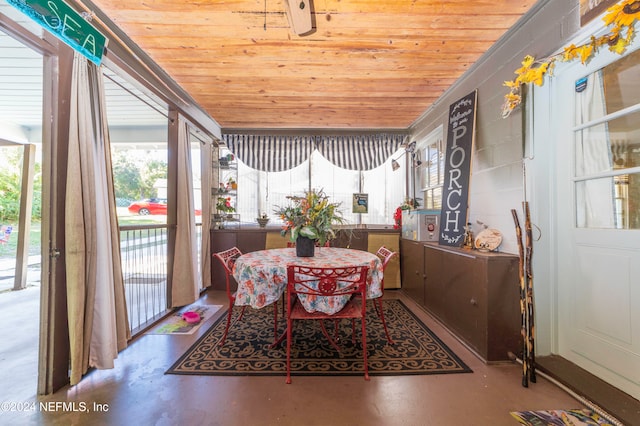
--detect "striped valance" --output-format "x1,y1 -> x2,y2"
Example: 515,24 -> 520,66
224,134 -> 316,172
315,134 -> 405,171
223,133 -> 406,172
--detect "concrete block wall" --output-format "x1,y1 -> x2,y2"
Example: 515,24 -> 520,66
410,0 -> 580,255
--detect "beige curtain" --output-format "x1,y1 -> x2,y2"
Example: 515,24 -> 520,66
66,52 -> 130,386
200,138 -> 212,289
170,118 -> 199,306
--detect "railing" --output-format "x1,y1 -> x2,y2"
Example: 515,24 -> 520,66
119,223 -> 203,336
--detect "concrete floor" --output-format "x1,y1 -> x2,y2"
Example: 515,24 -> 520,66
0,287 -> 593,426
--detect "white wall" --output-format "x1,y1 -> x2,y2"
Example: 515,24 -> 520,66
409,0 -> 581,356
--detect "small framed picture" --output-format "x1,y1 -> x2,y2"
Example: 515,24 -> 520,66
352,193 -> 368,214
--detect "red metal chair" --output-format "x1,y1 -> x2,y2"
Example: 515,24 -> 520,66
373,246 -> 398,345
285,264 -> 370,384
213,247 -> 246,346
213,247 -> 280,346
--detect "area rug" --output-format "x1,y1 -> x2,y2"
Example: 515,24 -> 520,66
149,305 -> 221,335
510,408 -> 618,425
166,299 -> 472,376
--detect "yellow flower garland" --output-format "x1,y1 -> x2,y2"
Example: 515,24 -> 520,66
502,0 -> 640,118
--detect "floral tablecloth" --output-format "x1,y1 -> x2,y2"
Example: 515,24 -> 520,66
232,247 -> 383,315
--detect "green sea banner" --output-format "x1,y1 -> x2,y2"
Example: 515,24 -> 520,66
7,0 -> 107,65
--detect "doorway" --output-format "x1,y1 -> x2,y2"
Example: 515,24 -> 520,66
0,27 -> 44,402
551,46 -> 640,400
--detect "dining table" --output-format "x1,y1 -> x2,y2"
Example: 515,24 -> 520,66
232,247 -> 384,315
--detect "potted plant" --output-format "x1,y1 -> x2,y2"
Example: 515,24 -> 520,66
216,196 -> 235,218
274,188 -> 346,257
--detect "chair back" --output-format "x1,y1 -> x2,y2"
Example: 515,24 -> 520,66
213,247 -> 243,296
285,264 -> 371,383
376,246 -> 397,272
286,265 -> 369,302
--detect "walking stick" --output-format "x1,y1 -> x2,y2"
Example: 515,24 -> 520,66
523,201 -> 536,383
511,208 -> 528,387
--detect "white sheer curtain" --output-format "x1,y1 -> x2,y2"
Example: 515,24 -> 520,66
170,118 -> 199,306
575,70 -> 615,228
66,52 -> 130,386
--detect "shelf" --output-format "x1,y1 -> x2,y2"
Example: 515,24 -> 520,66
211,145 -> 238,228
212,189 -> 237,196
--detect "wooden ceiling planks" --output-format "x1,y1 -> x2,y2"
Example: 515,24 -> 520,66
89,0 -> 537,130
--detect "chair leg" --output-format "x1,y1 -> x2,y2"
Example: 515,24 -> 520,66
273,303 -> 278,342
219,305 -> 234,346
238,305 -> 246,321
286,317 -> 293,384
376,298 -> 394,345
361,316 -> 370,381
320,320 -> 342,353
373,299 -> 381,318
281,294 -> 285,318
219,305 -> 248,346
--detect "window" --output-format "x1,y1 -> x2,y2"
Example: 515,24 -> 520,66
574,48 -> 640,229
235,149 -> 405,226
102,66 -> 170,221
419,126 -> 445,210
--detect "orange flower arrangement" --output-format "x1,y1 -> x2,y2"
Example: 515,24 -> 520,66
273,188 -> 345,246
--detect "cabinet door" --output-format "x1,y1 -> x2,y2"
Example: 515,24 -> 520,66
400,239 -> 425,305
442,251 -> 487,355
424,246 -> 445,320
485,257 -> 521,361
237,231 -> 266,253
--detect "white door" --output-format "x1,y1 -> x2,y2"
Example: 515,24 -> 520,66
554,46 -> 640,399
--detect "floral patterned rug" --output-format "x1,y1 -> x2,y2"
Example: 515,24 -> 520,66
166,299 -> 472,377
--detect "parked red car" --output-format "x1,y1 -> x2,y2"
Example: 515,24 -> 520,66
128,198 -> 168,215
127,198 -> 202,216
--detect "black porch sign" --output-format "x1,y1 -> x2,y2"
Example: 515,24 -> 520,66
439,90 -> 477,246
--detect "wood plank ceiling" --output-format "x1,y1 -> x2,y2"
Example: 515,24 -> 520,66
87,0 -> 538,131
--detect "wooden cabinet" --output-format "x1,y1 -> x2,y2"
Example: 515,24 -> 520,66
333,228 -> 368,250
401,240 -> 521,362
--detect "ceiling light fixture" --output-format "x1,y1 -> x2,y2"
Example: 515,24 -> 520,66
284,0 -> 314,35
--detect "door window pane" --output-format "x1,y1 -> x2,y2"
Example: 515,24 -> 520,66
575,48 -> 640,125
575,110 -> 640,177
576,173 -> 640,229
574,49 -> 640,229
